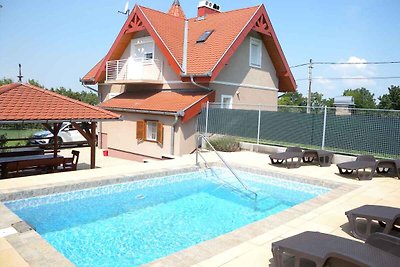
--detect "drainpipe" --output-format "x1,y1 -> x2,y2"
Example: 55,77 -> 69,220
182,19 -> 189,74
190,75 -> 210,90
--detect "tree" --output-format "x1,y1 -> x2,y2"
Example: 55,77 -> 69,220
378,85 -> 400,110
50,87 -> 99,105
343,87 -> 376,109
278,92 -> 306,106
0,78 -> 13,85
310,92 -> 334,107
28,79 -> 45,88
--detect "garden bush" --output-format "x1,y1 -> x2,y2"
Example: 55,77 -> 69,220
208,136 -> 240,152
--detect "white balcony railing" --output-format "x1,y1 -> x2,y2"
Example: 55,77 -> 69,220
106,58 -> 163,83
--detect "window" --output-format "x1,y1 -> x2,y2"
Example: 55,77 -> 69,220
250,37 -> 262,68
131,36 -> 155,61
146,121 -> 157,141
221,95 -> 233,109
136,120 -> 164,144
197,30 -> 214,43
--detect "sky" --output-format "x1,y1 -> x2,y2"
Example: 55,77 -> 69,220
0,0 -> 400,100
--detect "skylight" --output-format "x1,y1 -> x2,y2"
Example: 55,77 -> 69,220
197,30 -> 214,43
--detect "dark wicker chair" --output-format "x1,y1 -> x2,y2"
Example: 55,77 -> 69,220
337,155 -> 377,180
272,231 -> 400,267
269,147 -> 303,169
346,205 -> 400,240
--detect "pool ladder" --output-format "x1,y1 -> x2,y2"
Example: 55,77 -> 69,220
196,134 -> 258,201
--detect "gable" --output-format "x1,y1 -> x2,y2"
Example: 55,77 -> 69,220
82,4 -> 295,92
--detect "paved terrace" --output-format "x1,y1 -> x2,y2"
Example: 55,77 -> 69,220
0,147 -> 399,267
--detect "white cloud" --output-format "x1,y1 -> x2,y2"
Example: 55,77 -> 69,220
331,56 -> 368,71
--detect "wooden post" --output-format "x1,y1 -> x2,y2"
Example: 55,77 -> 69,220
43,123 -> 62,158
71,122 -> 97,169
90,122 -> 96,169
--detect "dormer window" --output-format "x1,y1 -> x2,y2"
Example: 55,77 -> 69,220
197,30 -> 214,43
250,37 -> 262,68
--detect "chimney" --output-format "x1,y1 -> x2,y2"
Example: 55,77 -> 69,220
168,0 -> 186,18
198,0 -> 221,17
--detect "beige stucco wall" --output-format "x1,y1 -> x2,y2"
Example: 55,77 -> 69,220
210,83 -> 278,108
175,119 -> 198,156
215,31 -> 279,89
101,112 -> 174,159
101,111 -> 197,159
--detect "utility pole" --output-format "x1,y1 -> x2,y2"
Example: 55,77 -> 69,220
307,59 -> 313,113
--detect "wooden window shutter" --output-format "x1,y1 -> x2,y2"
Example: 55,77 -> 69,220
136,121 -> 145,141
157,122 -> 164,145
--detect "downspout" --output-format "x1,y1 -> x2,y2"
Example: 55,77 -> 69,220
169,19 -> 189,157
170,114 -> 179,156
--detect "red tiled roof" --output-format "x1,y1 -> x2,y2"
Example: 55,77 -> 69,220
82,3 -> 296,92
0,83 -> 120,122
140,6 -> 185,66
101,90 -> 215,122
168,0 -> 185,18
82,58 -> 105,85
187,6 -> 258,74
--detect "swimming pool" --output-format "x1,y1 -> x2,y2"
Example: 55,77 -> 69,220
6,168 -> 329,266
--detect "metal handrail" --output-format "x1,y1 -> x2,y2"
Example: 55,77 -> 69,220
196,134 -> 258,200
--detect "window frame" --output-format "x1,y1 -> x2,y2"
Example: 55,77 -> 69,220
131,36 -> 155,62
221,95 -> 233,109
145,120 -> 158,142
249,37 -> 262,68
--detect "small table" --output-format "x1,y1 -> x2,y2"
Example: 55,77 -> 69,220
0,154 -> 64,179
302,150 -> 334,167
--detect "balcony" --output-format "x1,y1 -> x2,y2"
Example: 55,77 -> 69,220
105,58 -> 163,84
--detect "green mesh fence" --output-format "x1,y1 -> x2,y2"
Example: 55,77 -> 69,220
198,103 -> 400,158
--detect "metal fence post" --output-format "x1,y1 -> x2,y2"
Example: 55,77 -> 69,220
257,105 -> 261,144
321,106 -> 327,149
205,101 -> 209,137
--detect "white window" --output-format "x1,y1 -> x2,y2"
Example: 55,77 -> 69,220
250,37 -> 262,68
131,36 -> 155,61
146,121 -> 158,141
221,95 -> 233,109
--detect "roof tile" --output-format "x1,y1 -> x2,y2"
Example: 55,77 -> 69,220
0,83 -> 120,122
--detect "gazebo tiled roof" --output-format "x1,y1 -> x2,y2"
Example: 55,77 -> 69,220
0,83 -> 120,123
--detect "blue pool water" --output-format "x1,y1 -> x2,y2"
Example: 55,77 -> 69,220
6,168 -> 329,266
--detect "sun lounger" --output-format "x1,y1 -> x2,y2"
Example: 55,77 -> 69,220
302,150 -> 334,167
271,231 -> 400,267
337,155 -> 377,180
376,159 -> 400,179
346,205 -> 400,241
269,147 -> 303,169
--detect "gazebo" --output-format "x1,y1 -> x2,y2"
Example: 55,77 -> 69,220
0,83 -> 120,169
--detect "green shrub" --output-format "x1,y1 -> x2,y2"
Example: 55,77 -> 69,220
208,136 -> 240,152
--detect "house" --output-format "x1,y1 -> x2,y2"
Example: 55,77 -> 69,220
82,0 -> 296,161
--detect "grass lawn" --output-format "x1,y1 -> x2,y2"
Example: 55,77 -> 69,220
0,129 -> 42,147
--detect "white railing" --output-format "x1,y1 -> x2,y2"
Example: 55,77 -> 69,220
106,58 -> 163,82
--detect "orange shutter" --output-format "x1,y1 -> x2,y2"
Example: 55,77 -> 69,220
136,121 -> 145,141
157,122 -> 164,145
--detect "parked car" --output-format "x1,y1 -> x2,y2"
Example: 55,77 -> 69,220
30,123 -> 88,146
